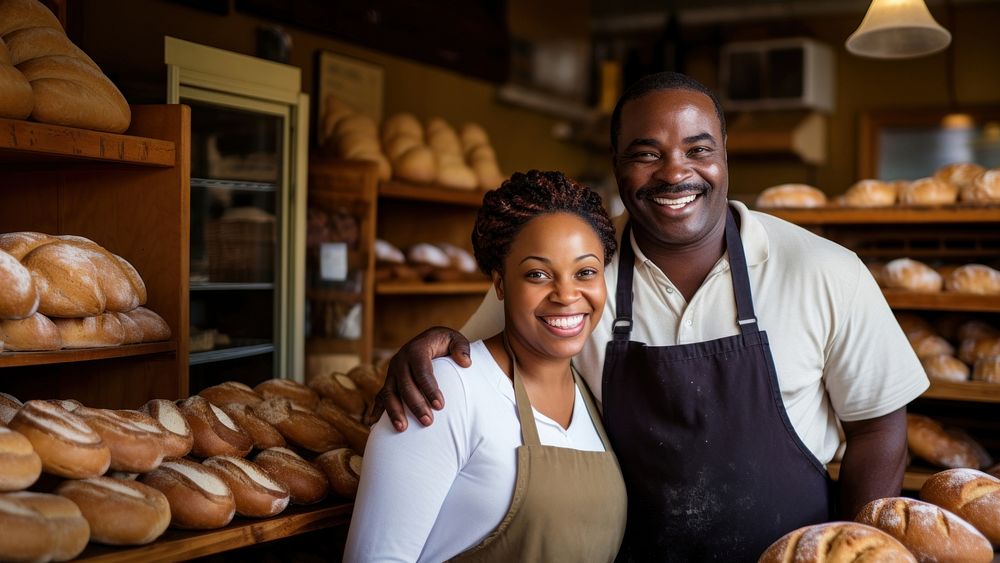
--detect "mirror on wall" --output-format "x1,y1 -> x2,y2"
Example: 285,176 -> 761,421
859,108 -> 1000,181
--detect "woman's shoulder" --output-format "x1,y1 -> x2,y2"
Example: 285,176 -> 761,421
430,339 -> 505,408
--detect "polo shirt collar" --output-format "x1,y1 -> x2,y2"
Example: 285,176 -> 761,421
615,200 -> 770,268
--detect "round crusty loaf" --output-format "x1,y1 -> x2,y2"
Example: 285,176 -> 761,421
393,145 -> 436,183
842,179 -> 898,207
8,491 -> 90,561
309,372 -> 366,415
315,399 -> 370,454
908,332 -> 954,359
0,391 -> 23,424
139,399 -> 193,458
0,248 -> 37,319
972,356 -> 1000,384
964,168 -> 1000,204
0,426 -> 42,492
0,494 -> 57,563
199,381 -> 263,408
899,177 -> 959,206
0,312 -> 61,351
254,378 -> 319,410
140,457 -> 235,530
920,469 -> 1000,546
944,264 -> 1000,295
759,521 -> 916,562
315,448 -> 362,499
252,397 -> 346,453
920,354 -> 969,383
882,258 -> 943,293
53,313 -> 126,349
72,407 -> 166,473
0,38 -> 34,120
755,183 -> 827,209
203,455 -> 290,517
56,476 -> 170,545
177,395 -> 253,458
219,403 -> 285,450
252,447 -> 329,505
907,414 -> 993,469
8,400 -> 111,479
855,496 -> 992,562
17,54 -> 131,133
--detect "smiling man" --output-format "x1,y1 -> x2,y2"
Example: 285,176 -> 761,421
378,72 -> 928,562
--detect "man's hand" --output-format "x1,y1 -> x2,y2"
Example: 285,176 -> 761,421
838,407 -> 908,519
375,326 -> 471,432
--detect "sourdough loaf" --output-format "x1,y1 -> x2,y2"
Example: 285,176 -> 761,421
920,468 -> 1000,546
758,521 -> 916,562
907,414 -> 993,469
855,496 -> 992,562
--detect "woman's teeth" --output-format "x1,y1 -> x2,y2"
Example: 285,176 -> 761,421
653,194 -> 697,209
543,314 -> 584,329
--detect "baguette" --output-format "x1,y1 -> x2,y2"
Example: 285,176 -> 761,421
198,381 -> 263,407
218,403 -> 285,450
855,496 -> 992,562
759,521 -> 916,562
177,395 -> 253,458
203,455 -> 290,517
920,468 -> 1000,546
139,457 -> 235,529
252,447 -> 329,505
252,397 -> 345,453
254,378 -> 319,410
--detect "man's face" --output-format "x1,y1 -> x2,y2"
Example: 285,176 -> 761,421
613,88 -> 729,250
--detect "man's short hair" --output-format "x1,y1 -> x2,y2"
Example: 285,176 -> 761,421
610,72 -> 727,152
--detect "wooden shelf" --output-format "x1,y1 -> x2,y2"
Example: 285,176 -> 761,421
826,462 -> 935,491
379,180 -> 485,207
377,280 -> 491,295
189,342 -> 274,366
883,290 -> 1000,312
0,117 -> 175,167
0,342 -> 176,368
307,288 -> 364,303
921,380 -> 1000,403
763,206 -> 1000,225
76,503 -> 353,562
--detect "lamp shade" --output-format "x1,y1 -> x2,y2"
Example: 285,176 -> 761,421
846,0 -> 951,59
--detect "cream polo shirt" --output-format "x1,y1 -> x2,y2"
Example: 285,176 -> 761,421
461,201 -> 929,465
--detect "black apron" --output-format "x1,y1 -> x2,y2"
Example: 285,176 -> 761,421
602,207 -> 832,562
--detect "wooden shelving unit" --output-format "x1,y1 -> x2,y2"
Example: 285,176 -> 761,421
76,503 -> 353,562
0,343 -> 177,368
764,206 -> 1000,225
0,117 -> 175,166
883,290 -> 1000,313
379,180 -> 485,206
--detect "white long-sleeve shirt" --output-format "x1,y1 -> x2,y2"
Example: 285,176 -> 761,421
344,340 -> 607,563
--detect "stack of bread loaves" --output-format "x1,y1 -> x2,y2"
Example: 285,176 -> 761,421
375,238 -> 481,283
459,122 -> 505,191
0,232 -> 171,351
0,0 -> 130,132
425,117 -> 478,190
381,112 -> 436,184
895,312 -> 1000,385
832,162 -> 1000,208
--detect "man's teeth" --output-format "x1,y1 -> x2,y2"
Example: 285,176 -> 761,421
544,314 -> 584,329
653,194 -> 697,209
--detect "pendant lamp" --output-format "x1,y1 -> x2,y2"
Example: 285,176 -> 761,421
846,0 -> 951,59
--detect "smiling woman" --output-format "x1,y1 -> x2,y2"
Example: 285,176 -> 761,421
344,170 -> 627,562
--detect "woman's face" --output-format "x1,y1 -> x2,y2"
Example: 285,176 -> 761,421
495,212 -> 607,362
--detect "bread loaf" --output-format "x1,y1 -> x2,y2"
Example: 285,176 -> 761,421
907,414 -> 993,469
0,426 -> 41,491
315,399 -> 370,454
959,335 -> 1000,365
899,177 -> 959,206
254,378 -> 319,410
140,457 -> 235,529
381,113 -> 423,145
759,521 -> 916,562
53,313 -> 125,348
252,397 -> 346,453
935,162 -> 985,192
8,491 -> 90,561
393,145 -> 437,183
0,494 -> 57,563
0,312 -> 61,351
123,307 -> 171,342
909,332 -> 954,359
309,372 -> 366,415
56,476 -> 170,545
72,406 -> 166,473
252,447 -> 329,505
855,496 -> 992,562
4,26 -> 97,68
920,355 -> 969,383
0,247 -> 37,319
920,469 -> 1000,546
842,179 -> 898,207
17,53 -> 131,133
178,395 -> 253,458
203,455 -> 290,517
315,448 -> 362,499
0,391 -> 23,424
0,0 -> 62,35
755,184 -> 827,209
219,403 -> 286,450
138,399 -> 193,458
8,400 -> 110,478
972,356 -> 1000,384
199,380 -> 263,407
964,168 -> 1000,204
0,37 -> 34,120
114,311 -> 143,344
944,264 -> 1000,295
882,258 -> 943,292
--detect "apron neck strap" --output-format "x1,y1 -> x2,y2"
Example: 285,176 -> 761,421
612,223 -> 636,342
502,332 -> 542,446
724,206 -> 759,333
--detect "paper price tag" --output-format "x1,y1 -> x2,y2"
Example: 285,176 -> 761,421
320,242 -> 348,281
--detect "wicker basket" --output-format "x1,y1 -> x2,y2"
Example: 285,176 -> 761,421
205,218 -> 276,282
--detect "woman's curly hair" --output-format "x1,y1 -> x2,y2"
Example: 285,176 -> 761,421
472,170 -> 617,276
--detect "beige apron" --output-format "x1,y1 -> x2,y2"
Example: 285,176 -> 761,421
450,337 -> 627,562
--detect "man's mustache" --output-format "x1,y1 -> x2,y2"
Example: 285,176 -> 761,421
635,181 -> 711,200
